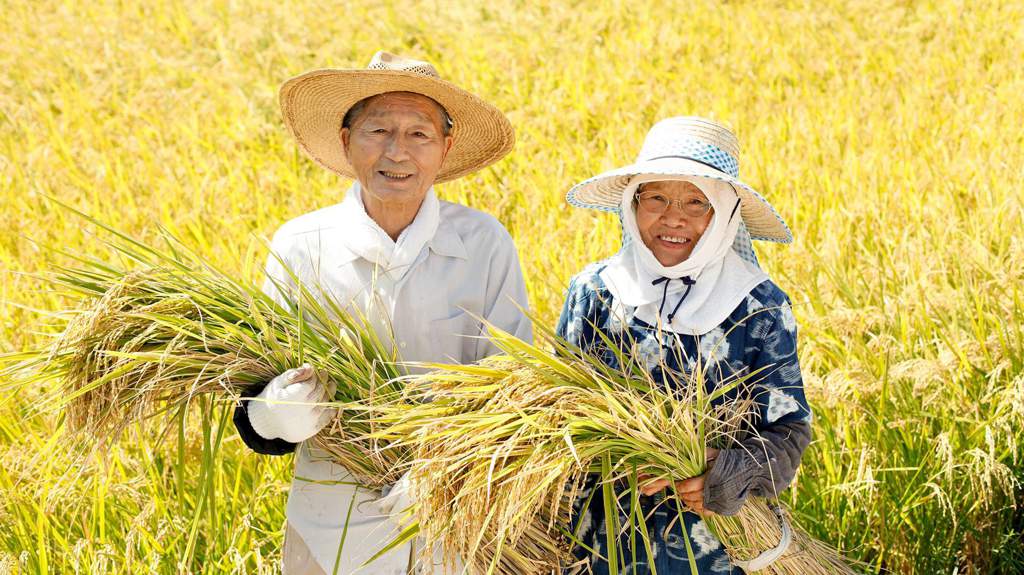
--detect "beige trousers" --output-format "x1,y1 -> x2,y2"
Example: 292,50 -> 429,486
283,525 -> 328,575
282,525 -> 423,575
282,524 -> 456,574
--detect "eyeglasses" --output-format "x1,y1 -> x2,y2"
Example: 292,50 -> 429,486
635,190 -> 713,218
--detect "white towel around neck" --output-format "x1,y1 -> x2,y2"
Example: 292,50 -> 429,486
599,175 -> 768,335
340,181 -> 440,281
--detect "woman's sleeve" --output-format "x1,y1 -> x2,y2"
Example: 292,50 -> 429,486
554,279 -> 578,343
555,274 -> 596,351
704,302 -> 813,515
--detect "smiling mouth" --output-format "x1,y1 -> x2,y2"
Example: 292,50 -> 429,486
658,235 -> 692,246
379,170 -> 413,181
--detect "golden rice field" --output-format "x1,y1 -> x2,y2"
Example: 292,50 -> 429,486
1,0 -> 1022,573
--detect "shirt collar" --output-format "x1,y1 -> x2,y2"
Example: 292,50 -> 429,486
333,183 -> 466,266
428,216 -> 468,260
331,242 -> 362,267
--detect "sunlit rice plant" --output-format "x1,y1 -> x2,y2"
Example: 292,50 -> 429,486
10,208 -> 408,489
383,326 -> 860,575
6,213 -> 860,574
2,0 -> 1022,572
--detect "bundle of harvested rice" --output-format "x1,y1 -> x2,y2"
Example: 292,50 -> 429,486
384,329 -> 858,575
7,213 -> 856,574
18,215 -> 407,488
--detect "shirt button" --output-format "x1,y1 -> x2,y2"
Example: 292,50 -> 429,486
400,342 -> 407,349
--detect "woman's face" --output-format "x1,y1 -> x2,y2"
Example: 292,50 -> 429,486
635,180 -> 714,266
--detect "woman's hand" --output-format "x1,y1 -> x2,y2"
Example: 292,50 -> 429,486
637,448 -> 720,514
674,474 -> 710,514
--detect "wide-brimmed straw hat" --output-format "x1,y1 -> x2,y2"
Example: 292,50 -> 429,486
566,116 -> 792,243
280,51 -> 515,183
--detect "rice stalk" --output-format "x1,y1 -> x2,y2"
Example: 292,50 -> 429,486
15,212 -> 408,488
8,213 -> 859,572
384,328 -> 860,574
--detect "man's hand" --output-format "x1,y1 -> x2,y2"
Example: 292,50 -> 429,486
637,448 -> 720,515
247,364 -> 337,443
376,471 -> 416,526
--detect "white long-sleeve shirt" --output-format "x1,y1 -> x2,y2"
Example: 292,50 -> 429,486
260,184 -> 532,574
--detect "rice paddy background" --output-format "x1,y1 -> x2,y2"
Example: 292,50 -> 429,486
1,0 -> 1022,573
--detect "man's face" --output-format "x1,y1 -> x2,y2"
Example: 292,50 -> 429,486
341,92 -> 453,204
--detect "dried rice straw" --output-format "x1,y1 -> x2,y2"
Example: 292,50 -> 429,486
6,210 -> 859,574
12,211 -> 407,488
381,327 -> 860,575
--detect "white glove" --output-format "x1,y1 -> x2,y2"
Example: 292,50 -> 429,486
247,363 -> 337,443
376,471 -> 416,526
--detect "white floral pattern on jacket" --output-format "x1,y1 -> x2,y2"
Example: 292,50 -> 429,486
556,261 -> 811,575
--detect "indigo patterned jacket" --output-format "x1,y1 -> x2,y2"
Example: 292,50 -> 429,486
556,261 -> 813,575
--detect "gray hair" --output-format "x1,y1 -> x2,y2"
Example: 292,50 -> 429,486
342,92 -> 453,136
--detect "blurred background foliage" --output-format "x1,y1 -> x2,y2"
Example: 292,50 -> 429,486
0,0 -> 1022,573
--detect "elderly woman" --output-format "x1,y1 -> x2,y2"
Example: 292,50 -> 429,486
557,117 -> 813,574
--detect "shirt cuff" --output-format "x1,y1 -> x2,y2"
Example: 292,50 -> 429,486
232,386 -> 297,456
703,448 -> 755,516
703,420 -> 812,515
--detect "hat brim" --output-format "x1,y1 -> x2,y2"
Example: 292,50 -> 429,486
280,69 -> 515,183
566,157 -> 793,243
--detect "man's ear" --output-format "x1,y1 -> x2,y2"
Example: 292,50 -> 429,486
340,127 -> 351,158
441,134 -> 454,161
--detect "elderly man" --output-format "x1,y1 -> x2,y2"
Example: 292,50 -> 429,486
232,52 -> 532,575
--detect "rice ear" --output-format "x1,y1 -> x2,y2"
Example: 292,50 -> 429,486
31,223 -> 408,489
24,216 -> 858,573
385,336 -> 859,574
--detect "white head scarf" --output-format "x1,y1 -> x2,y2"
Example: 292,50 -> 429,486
599,175 -> 768,335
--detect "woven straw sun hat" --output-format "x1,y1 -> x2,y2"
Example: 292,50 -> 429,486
280,51 -> 515,183
567,116 -> 793,243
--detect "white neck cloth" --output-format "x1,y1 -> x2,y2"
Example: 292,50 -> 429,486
599,175 -> 768,335
340,182 -> 440,281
